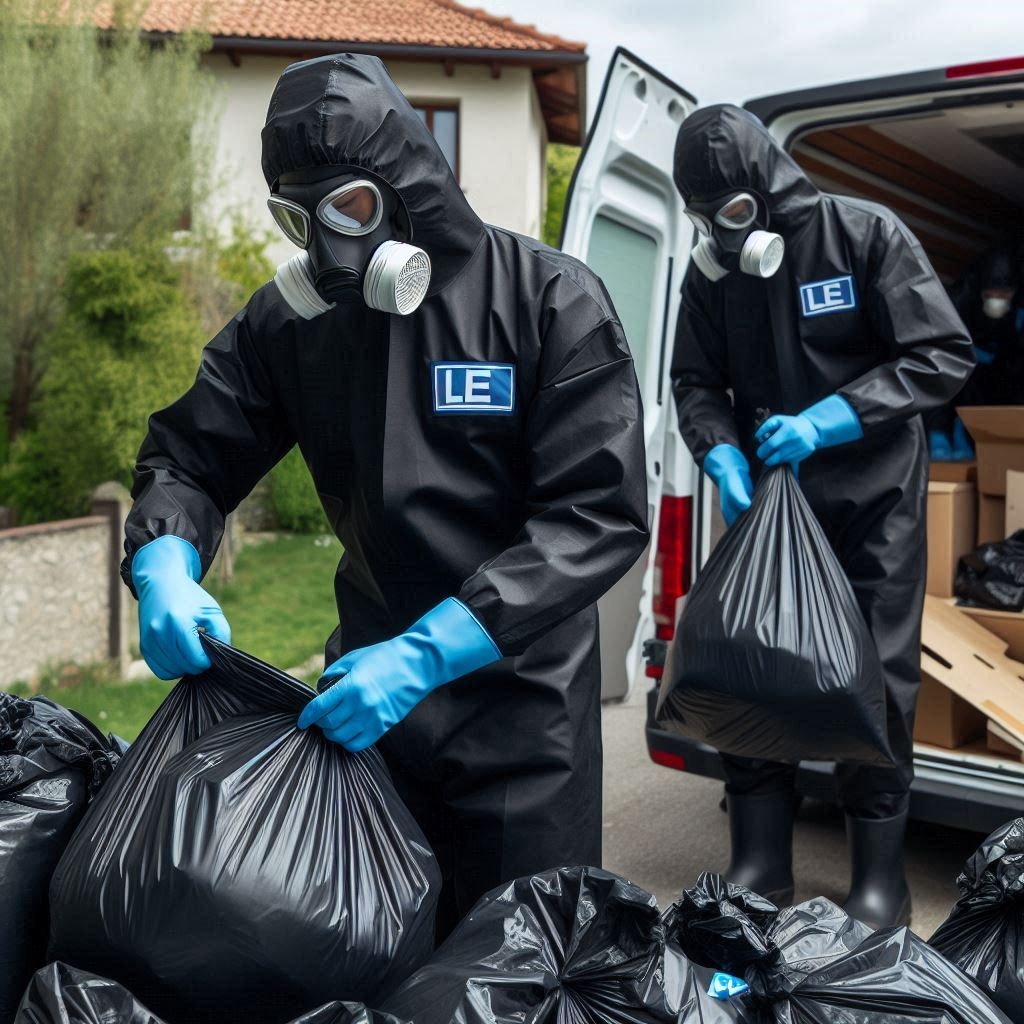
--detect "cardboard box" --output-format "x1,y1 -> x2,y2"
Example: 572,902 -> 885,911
958,605 -> 1024,662
914,674 -> 987,748
926,481 -> 976,598
958,406 -> 1024,496
1007,470 -> 1024,536
929,461 -> 977,484
920,597 -> 1024,753
978,493 -> 1007,545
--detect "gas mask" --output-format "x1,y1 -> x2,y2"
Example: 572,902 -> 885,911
684,192 -> 784,282
267,169 -> 431,318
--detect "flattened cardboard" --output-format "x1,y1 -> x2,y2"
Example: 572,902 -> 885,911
929,461 -> 977,484
920,596 -> 1024,750
958,406 -> 1024,496
978,493 -> 1007,545
987,720 -> 1024,761
959,605 -> 1024,662
926,481 -> 976,598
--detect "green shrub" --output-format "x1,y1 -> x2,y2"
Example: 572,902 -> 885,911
543,144 -> 580,248
2,245 -> 203,522
269,446 -> 328,533
217,220 -> 276,299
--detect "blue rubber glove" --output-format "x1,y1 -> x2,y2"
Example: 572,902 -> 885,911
755,395 -> 863,468
929,429 -> 953,460
298,597 -> 501,752
131,536 -> 231,680
704,444 -> 754,527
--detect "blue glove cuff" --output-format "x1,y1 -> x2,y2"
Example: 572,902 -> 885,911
703,444 -> 750,485
415,598 -> 502,681
131,535 -> 202,589
802,395 -> 863,448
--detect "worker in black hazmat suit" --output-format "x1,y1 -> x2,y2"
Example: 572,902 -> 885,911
928,244 -> 1024,459
670,104 -> 974,930
121,54 -> 650,936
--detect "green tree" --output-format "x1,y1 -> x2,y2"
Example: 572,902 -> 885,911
3,246 -> 204,523
0,0 -> 215,442
543,143 -> 581,248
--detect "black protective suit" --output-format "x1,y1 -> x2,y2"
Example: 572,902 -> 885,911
121,55 -> 649,931
671,105 -> 974,817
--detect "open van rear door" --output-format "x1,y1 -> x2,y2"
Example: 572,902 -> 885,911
560,49 -> 697,701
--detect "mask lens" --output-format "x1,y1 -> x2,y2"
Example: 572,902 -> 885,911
715,193 -> 758,230
318,182 -> 382,235
267,197 -> 310,248
685,209 -> 712,236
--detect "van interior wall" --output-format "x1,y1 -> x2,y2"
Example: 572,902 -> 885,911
791,101 -> 1024,284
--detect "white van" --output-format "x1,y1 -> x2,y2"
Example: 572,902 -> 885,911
561,48 -> 1024,833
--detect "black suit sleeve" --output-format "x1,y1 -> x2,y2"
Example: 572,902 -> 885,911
670,269 -> 742,464
121,295 -> 294,590
458,300 -> 650,657
838,219 -> 975,430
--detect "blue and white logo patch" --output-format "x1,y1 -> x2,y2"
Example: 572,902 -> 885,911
799,275 -> 857,318
707,972 -> 750,1000
433,362 -> 515,415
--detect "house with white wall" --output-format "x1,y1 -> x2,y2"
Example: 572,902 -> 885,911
134,0 -> 587,261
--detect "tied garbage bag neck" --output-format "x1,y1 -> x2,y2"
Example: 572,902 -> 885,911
47,637 -> 440,1024
14,963 -> 409,1024
656,465 -> 893,765
0,694 -> 123,1024
664,872 -> 1012,1023
930,817 -> 1024,1019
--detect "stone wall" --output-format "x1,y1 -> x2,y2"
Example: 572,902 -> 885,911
0,483 -> 131,689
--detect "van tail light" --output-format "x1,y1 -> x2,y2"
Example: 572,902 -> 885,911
946,57 -> 1024,79
649,748 -> 687,772
646,494 -> 692,678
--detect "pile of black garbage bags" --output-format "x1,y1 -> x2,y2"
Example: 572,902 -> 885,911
5,634 -> 1024,1023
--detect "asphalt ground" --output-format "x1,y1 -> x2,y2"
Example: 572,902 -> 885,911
600,684 -> 984,938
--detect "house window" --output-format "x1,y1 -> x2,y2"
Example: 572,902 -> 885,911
413,104 -> 459,179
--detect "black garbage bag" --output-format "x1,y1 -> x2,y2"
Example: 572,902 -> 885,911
382,864 -> 729,1023
0,693 -> 122,1024
930,817 -> 1024,1019
14,963 -> 408,1024
954,531 -> 1024,611
656,466 -> 892,765
665,872 -> 1012,1023
47,638 -> 440,1024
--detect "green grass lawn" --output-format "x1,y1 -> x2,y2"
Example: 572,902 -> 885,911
6,532 -> 341,740
206,532 -> 341,669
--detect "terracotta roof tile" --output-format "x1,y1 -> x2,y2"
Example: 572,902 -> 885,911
104,0 -> 585,53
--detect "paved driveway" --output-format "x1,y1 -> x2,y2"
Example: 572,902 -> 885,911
601,685 -> 984,937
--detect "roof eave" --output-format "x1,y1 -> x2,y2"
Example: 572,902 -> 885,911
203,33 -> 585,67
156,32 -> 587,145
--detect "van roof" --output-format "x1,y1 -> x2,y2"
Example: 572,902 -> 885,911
746,56 -> 1024,127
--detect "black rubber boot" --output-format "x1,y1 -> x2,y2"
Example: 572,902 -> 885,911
842,811 -> 912,930
724,791 -> 795,906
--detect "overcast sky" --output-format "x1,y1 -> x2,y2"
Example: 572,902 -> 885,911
502,0 -> 1024,120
